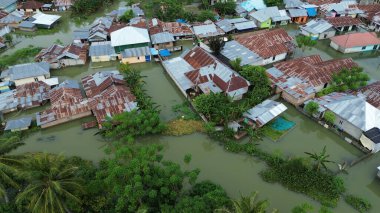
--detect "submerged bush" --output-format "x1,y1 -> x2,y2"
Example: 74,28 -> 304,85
344,194 -> 372,213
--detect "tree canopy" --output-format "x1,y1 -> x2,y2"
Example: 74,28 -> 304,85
296,35 -> 317,51
214,0 -> 236,16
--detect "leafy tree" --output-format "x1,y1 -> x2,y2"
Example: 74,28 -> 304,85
344,194 -> 372,213
296,35 -> 317,51
183,11 -> 197,22
199,0 -> 211,10
304,101 -> 319,116
184,154 -> 192,164
120,9 -> 134,23
208,36 -> 224,55
197,10 -> 216,22
323,111 -> 335,125
72,0 -> 114,16
16,153 -> 83,213
264,0 -> 284,7
331,67 -> 369,91
214,0 -> 236,16
154,0 -> 185,21
193,93 -> 234,124
98,144 -> 201,212
230,57 -> 242,72
54,39 -> 63,45
304,146 -> 334,172
0,140 -> 24,203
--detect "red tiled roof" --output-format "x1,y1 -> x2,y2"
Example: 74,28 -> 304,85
358,81 -> 380,109
274,55 -> 358,87
20,0 -> 44,9
330,32 -> 380,48
305,0 -> 340,6
0,10 -> 8,19
234,28 -> 293,59
183,46 -> 215,69
326,16 -> 362,27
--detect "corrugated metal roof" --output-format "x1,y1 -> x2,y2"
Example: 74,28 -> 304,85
89,41 -> 116,57
111,26 -> 150,47
240,0 -> 266,12
0,14 -> 22,24
19,21 -> 35,28
234,21 -> 257,30
193,24 -> 218,35
162,57 -> 194,91
288,8 -> 308,17
121,46 -> 150,58
0,0 -> 17,9
5,117 -> 32,131
284,0 -> 303,8
150,32 -> 175,44
215,19 -> 235,33
244,100 -> 287,126
32,12 -> 61,26
301,19 -> 333,34
1,62 -> 50,81
221,40 -> 262,66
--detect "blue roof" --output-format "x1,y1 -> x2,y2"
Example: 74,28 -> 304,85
159,49 -> 171,57
176,19 -> 186,23
240,0 -> 266,12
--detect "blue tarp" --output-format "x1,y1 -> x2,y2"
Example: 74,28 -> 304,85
159,49 -> 171,57
176,19 -> 186,23
150,48 -> 158,56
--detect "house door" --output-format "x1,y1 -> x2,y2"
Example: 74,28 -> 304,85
343,26 -> 349,31
145,55 -> 151,62
374,45 -> 378,50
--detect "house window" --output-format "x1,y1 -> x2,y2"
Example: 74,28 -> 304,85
339,120 -> 343,125
272,55 -> 276,61
34,78 -> 38,82
324,34 -> 328,39
137,57 -> 140,60
362,46 -> 366,50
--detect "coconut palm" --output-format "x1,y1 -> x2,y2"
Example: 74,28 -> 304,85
16,153 -> 83,213
305,146 -> 334,172
215,192 -> 276,213
230,58 -> 242,72
0,140 -> 24,203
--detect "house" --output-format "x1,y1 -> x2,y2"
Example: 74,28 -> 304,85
192,22 -> 225,39
89,41 -> 117,62
271,55 -> 357,92
356,4 -> 380,31
36,80 -> 92,128
288,8 -> 309,24
86,17 -> 114,43
81,71 -> 138,128
228,18 -> 257,32
121,46 -> 151,64
239,0 -> 266,14
0,62 -> 50,86
18,0 -> 44,13
4,117 -> 33,132
0,14 -> 22,28
73,28 -> 90,43
0,25 -> 11,37
107,5 -> 144,21
0,91 -> 18,113
35,43 -> 88,68
220,40 -> 263,66
41,4 -> 53,11
148,18 -> 193,40
226,28 -> 294,65
15,81 -> 51,109
53,0 -> 74,11
300,19 -> 335,40
357,81 -> 380,109
162,46 -> 250,101
360,127 -> 380,153
284,0 -> 304,8
150,32 -> 175,50
110,26 -> 150,53
320,1 -> 363,18
306,92 -> 380,141
243,100 -> 287,128
32,12 -> 61,29
330,32 -> 380,53
249,6 -> 291,28
0,0 -> 17,13
215,19 -> 236,33
18,20 -> 36,31
326,16 -> 362,32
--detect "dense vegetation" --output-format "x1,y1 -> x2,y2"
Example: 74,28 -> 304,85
0,46 -> 42,71
318,67 -> 370,96
344,194 -> 372,212
72,0 -> 115,16
296,35 -> 317,51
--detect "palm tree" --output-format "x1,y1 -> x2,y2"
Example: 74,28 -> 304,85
216,192 -> 276,213
230,58 -> 242,72
0,140 -> 24,203
304,146 -> 334,172
16,153 -> 83,213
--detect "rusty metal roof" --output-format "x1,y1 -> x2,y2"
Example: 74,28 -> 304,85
358,81 -> 380,109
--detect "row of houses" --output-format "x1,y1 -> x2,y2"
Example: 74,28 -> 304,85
0,0 -> 74,13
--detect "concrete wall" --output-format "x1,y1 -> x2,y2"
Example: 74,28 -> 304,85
13,75 -> 47,86
91,55 -> 117,62
60,59 -> 85,67
333,112 -> 363,140
360,134 -> 380,153
121,56 -> 149,64
318,30 -> 336,40
262,52 -> 287,65
153,42 -> 174,50
281,90 -> 315,106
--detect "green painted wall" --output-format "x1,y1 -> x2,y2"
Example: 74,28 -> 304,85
114,42 -> 150,53
260,18 -> 271,28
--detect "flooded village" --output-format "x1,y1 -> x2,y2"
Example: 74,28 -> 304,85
1,0 -> 380,212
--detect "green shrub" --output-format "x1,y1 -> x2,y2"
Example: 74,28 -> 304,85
344,194 -> 372,212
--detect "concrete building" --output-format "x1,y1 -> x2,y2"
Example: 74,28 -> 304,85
330,32 -> 380,53
110,26 -> 150,54
300,19 -> 335,40
89,41 -> 117,62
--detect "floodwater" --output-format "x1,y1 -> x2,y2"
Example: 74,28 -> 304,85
4,11 -> 380,212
